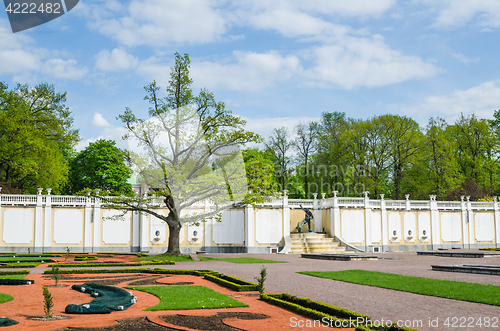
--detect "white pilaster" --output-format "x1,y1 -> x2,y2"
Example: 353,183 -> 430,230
43,189 -> 52,248
495,197 -> 500,248
381,194 -> 388,247
203,199 -> 212,248
332,191 -> 340,237
34,188 -> 43,252
430,195 -> 439,247
246,204 -> 255,247
313,193 -> 322,232
364,191 -> 371,250
83,193 -> 92,250
92,197 -> 101,248
460,196 -> 468,246
467,196 -> 473,247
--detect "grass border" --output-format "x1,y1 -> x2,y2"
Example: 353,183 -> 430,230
0,270 -> 30,276
299,269 -> 500,307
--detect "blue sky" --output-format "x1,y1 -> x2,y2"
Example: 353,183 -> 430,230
1,0 -> 500,151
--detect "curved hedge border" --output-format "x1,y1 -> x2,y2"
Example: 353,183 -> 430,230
74,256 -> 98,261
44,268 -> 215,276
96,252 -> 148,257
46,260 -> 175,268
204,273 -> 259,291
261,293 -> 418,331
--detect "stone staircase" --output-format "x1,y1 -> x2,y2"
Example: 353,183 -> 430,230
290,232 -> 347,254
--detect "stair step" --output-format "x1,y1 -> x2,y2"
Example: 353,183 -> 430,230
289,233 -> 347,254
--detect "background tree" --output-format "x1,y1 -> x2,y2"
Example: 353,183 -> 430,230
0,82 -> 79,193
68,139 -> 132,194
293,121 -> 318,198
86,53 -> 260,255
265,127 -> 292,190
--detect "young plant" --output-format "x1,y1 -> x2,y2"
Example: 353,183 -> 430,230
42,287 -> 54,318
254,265 -> 267,295
51,265 -> 60,285
65,247 -> 70,261
27,247 -> 30,254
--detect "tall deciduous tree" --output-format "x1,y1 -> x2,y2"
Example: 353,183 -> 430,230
293,121 -> 318,197
0,82 -> 79,193
68,139 -> 132,194
266,127 -> 292,190
86,53 -> 260,255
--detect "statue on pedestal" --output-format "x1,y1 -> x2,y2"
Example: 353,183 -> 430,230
297,204 -> 314,233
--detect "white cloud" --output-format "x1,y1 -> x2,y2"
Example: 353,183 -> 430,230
42,59 -> 88,80
393,80 -> 500,123
135,57 -> 172,87
91,113 -> 111,128
95,48 -> 139,71
76,126 -> 129,152
191,51 -> 301,92
453,52 -> 480,66
0,19 -> 88,80
85,0 -> 229,47
240,115 -> 320,145
426,0 -> 500,29
304,35 -> 440,89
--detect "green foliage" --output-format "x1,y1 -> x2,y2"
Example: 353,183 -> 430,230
43,268 -> 214,276
0,270 -> 30,276
73,256 -> 98,261
243,148 -> 279,202
42,287 -> 54,318
0,292 -> 14,304
204,273 -> 259,291
125,285 -> 247,310
68,139 -> 132,194
65,247 -> 70,261
51,265 -> 60,285
0,82 -> 80,193
132,255 -> 193,262
300,270 -> 500,306
97,52 -> 262,256
254,265 -> 267,294
47,260 -> 174,268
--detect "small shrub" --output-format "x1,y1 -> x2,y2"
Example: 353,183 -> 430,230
254,265 -> 267,294
65,247 -> 70,261
51,265 -> 60,285
42,287 -> 54,318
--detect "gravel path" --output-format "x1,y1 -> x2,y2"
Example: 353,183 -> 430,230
182,250 -> 500,331
31,250 -> 500,330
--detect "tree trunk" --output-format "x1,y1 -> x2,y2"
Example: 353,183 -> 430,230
165,220 -> 182,255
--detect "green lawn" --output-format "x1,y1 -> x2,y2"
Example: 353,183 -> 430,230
199,257 -> 285,263
0,293 -> 13,304
125,285 -> 248,310
299,270 -> 500,306
132,255 -> 193,262
0,275 -> 28,280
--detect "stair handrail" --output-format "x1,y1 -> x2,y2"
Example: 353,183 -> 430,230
334,235 -> 364,252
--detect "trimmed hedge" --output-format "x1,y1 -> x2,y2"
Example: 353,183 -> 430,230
0,270 -> 30,276
44,268 -> 216,276
204,273 -> 259,291
261,293 -> 418,331
96,252 -> 148,257
0,263 -> 39,268
267,293 -> 368,320
47,260 -> 175,268
74,256 -> 98,261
